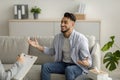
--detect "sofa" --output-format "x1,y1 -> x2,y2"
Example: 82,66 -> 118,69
0,35 -> 101,80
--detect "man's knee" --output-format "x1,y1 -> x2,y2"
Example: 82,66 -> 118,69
41,63 -> 51,70
65,66 -> 74,73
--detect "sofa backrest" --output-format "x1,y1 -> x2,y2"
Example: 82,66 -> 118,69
0,36 -> 101,70
0,36 -> 29,64
28,36 -> 54,64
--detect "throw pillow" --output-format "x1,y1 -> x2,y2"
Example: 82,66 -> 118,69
91,43 -> 101,70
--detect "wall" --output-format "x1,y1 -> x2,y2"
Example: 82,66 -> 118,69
0,0 -> 78,36
0,0 -> 120,79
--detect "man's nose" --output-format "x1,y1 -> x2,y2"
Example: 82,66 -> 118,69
61,23 -> 64,27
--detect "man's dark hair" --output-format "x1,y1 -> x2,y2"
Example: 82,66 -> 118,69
64,12 -> 76,22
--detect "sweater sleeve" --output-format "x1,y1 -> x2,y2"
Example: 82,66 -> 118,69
79,35 -> 92,67
0,60 -> 23,80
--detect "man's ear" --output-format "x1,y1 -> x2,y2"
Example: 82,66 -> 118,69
72,22 -> 75,27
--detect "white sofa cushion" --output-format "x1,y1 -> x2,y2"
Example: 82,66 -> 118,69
86,35 -> 96,52
29,36 -> 54,64
0,36 -> 29,64
91,43 -> 101,70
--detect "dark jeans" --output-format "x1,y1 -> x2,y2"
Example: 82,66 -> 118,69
41,62 -> 83,80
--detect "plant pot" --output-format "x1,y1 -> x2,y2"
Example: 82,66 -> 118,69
33,13 -> 39,19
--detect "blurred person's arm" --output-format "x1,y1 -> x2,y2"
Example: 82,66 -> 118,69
0,54 -> 24,80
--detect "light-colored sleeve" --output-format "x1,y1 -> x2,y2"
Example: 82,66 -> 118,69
43,38 -> 56,55
0,60 -> 22,80
43,35 -> 59,55
79,36 -> 92,67
0,60 -> 5,79
43,46 -> 55,55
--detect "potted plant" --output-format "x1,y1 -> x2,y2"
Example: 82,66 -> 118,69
30,6 -> 41,19
101,36 -> 120,71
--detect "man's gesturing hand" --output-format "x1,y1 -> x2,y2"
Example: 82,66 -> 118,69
28,37 -> 44,52
77,57 -> 90,67
28,37 -> 39,48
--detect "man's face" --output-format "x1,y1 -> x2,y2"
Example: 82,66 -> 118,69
60,17 -> 74,33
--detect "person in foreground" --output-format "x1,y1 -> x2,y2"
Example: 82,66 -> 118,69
28,12 -> 92,80
0,54 -> 24,80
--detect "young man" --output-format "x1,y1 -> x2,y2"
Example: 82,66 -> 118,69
0,54 -> 24,80
28,12 -> 92,80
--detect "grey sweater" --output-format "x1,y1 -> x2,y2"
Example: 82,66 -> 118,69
0,60 -> 22,80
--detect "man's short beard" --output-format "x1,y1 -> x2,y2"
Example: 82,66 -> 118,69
61,28 -> 70,33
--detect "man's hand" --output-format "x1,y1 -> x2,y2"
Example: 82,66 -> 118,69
28,37 -> 44,52
28,37 -> 39,48
77,57 -> 89,67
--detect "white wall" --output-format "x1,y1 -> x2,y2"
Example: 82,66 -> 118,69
0,0 -> 77,36
0,0 -> 120,79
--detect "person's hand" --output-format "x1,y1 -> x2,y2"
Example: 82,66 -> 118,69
17,54 -> 24,63
28,37 -> 39,48
77,57 -> 89,67
28,37 -> 44,52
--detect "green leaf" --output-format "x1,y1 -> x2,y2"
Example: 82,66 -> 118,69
113,50 -> 120,58
104,52 -> 112,59
101,36 -> 120,71
101,36 -> 115,52
110,36 -> 115,41
103,52 -> 119,71
30,6 -> 41,14
106,62 -> 117,71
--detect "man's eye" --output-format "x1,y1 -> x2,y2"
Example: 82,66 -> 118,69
64,21 -> 67,24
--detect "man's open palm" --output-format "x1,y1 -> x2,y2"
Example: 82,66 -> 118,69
28,38 -> 39,48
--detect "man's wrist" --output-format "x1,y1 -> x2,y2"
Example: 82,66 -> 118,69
35,44 -> 40,48
36,45 -> 44,52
